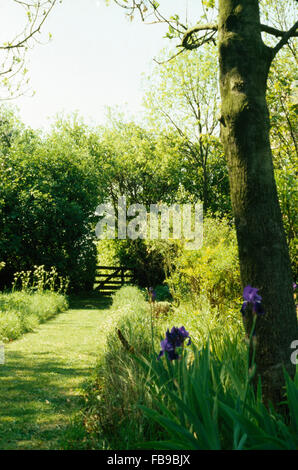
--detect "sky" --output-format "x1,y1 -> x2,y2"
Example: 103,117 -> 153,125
0,0 -> 203,130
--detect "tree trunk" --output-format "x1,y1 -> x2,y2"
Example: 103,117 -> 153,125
218,0 -> 297,406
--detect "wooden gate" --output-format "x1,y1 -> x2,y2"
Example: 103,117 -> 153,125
94,266 -> 134,295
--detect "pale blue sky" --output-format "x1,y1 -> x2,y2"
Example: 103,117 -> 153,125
1,0 -> 203,130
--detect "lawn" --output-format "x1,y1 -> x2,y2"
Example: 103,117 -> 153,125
0,295 -> 111,450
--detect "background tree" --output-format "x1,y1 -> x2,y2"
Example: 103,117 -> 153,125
143,45 -> 231,215
113,0 -> 298,406
90,115 -> 192,287
0,110 -> 102,291
0,1 -> 57,99
266,47 -> 297,278
90,117 -> 196,208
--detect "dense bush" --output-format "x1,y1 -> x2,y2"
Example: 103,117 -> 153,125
150,284 -> 172,302
166,217 -> 241,310
0,109 -> 102,292
104,239 -> 165,288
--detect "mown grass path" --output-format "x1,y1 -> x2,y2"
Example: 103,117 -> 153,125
0,296 -> 111,450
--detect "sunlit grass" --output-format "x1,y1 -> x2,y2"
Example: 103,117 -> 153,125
0,291 -> 68,342
0,296 -> 110,450
83,286 -> 297,450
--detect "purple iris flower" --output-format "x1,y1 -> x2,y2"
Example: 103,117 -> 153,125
241,285 -> 265,316
293,283 -> 297,291
158,326 -> 191,361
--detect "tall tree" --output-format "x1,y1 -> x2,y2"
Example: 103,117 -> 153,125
267,46 -> 297,277
143,46 -> 231,214
89,117 -> 194,208
113,0 -> 298,406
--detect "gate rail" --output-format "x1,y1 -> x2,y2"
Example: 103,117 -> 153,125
94,266 -> 134,295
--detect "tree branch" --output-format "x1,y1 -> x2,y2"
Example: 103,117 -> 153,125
0,1 -> 57,51
153,48 -> 185,65
181,24 -> 218,50
271,20 -> 298,59
0,0 -> 57,100
260,23 -> 298,38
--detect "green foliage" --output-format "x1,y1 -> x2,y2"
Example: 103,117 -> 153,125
113,239 -> 166,287
138,344 -> 298,450
163,298 -> 244,363
82,286 -> 164,449
202,0 -> 215,8
275,166 -> 297,276
266,47 -> 297,276
152,284 -> 172,302
92,119 -> 190,207
83,286 -> 297,450
167,217 -> 241,309
0,290 -> 68,342
0,109 -> 102,291
0,261 -> 68,343
82,285 -> 244,449
97,239 -> 118,267
12,265 -> 69,294
143,46 -> 231,215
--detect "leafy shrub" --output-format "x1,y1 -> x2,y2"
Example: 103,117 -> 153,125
153,284 -> 172,302
167,217 -> 241,310
0,111 -> 101,292
0,311 -> 23,341
113,239 -> 166,288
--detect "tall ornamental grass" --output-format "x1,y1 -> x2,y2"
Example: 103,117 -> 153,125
83,286 -> 246,449
84,285 -> 298,450
83,286 -> 164,449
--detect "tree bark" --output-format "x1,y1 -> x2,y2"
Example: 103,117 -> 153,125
218,0 -> 297,406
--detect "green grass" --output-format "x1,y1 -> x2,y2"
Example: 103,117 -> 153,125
80,286 -> 166,449
2,286 -> 295,450
0,291 -> 69,342
82,286 -> 298,450
0,295 -> 111,450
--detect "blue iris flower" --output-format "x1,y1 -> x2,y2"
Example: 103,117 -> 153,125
241,285 -> 265,317
158,326 -> 191,361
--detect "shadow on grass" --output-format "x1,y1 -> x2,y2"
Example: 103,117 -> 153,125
0,351 -> 90,404
0,351 -> 94,449
0,292 -> 113,449
68,292 -> 113,311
